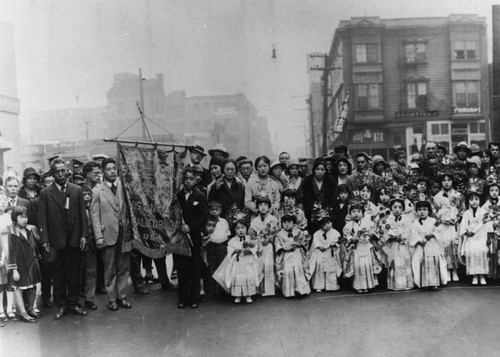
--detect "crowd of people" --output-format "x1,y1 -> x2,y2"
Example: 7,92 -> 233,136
2,139 -> 500,325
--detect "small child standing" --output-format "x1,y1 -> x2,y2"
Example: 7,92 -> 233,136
379,197 -> 414,290
309,214 -> 342,292
7,206 -> 42,322
343,203 -> 382,293
459,192 -> 489,285
200,215 -> 218,300
204,201 -> 231,298
250,194 -> 279,297
410,201 -> 448,289
213,217 -> 260,304
433,173 -> 460,282
275,214 -> 310,297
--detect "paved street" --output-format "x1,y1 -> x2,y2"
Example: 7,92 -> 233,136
1,280 -> 499,357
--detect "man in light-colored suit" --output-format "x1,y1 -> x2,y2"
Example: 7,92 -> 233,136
90,158 -> 131,311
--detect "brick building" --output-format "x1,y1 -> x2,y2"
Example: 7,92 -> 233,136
309,14 -> 489,158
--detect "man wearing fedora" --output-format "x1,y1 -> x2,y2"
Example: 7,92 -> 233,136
186,145 -> 211,187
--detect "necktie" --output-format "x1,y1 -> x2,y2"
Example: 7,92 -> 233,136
288,233 -> 293,238
323,232 -> 327,240
419,218 -> 425,225
111,184 -> 117,196
8,199 -> 14,207
395,216 -> 401,222
60,184 -> 65,193
443,191 -> 448,198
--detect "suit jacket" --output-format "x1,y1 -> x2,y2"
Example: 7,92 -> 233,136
177,187 -> 208,247
38,181 -> 89,250
89,180 -> 127,246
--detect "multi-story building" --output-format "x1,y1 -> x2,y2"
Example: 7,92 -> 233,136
22,72 -> 273,168
309,14 -> 489,158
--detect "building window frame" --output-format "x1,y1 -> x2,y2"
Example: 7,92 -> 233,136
453,40 -> 478,60
355,83 -> 382,110
453,80 -> 479,107
354,43 -> 379,63
404,78 -> 429,110
404,42 -> 427,63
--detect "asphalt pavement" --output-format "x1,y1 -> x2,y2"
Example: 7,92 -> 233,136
1,280 -> 499,357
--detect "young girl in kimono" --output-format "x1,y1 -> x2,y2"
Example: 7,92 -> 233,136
410,201 -> 448,289
213,217 -> 260,304
275,214 -> 310,297
482,183 -> 500,279
343,203 -> 382,293
359,184 -> 378,220
250,194 -> 279,297
433,174 -> 460,282
278,188 -> 308,232
309,214 -> 342,292
459,191 -> 489,285
403,183 -> 419,223
8,206 -> 41,322
379,197 -> 414,290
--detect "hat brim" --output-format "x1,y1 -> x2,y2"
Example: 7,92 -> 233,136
208,149 -> 229,158
453,146 -> 471,154
190,148 -> 207,156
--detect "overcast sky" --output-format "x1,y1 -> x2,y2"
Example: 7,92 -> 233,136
1,0 -> 499,156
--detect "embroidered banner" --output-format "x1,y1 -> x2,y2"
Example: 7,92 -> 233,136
118,144 -> 191,258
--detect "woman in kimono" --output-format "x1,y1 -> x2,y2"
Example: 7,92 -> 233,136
410,201 -> 448,289
309,214 -> 342,292
459,191 -> 489,285
275,214 -> 310,297
379,197 -> 414,290
343,203 -> 382,293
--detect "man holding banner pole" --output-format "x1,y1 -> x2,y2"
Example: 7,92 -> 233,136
174,166 -> 208,309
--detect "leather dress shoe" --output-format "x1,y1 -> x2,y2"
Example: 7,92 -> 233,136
28,310 -> 42,319
190,303 -> 199,309
54,307 -> 66,320
85,301 -> 98,310
117,298 -> 132,309
177,302 -> 186,309
71,306 -> 88,316
108,302 -> 118,311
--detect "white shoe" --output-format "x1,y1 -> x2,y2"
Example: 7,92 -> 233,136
472,277 -> 478,285
452,271 -> 459,281
245,297 -> 253,304
480,277 -> 487,285
234,297 -> 241,304
447,271 -> 451,281
316,289 -> 322,293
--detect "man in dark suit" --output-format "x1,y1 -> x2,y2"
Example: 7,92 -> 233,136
39,158 -> 89,319
185,145 -> 211,187
90,158 -> 131,311
174,166 -> 208,309
4,176 -> 33,220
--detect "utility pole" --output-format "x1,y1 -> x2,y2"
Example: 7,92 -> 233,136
321,54 -> 329,155
84,120 -> 91,141
306,96 -> 316,157
139,68 -> 146,140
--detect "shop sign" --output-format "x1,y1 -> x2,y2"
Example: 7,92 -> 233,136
453,106 -> 481,114
395,110 -> 439,119
352,129 -> 384,143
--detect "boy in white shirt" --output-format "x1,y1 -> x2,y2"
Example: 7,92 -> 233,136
205,201 -> 231,297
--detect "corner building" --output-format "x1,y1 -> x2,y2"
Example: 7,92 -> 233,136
325,14 -> 489,157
